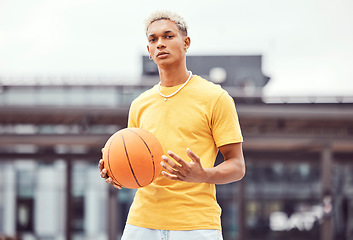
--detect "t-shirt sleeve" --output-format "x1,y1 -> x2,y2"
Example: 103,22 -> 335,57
211,91 -> 243,148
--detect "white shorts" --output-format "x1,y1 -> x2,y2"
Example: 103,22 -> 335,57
121,224 -> 223,240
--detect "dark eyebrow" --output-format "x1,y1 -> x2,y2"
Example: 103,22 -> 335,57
148,30 -> 175,38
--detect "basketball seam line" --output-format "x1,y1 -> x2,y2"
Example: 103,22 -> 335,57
128,129 -> 156,185
107,134 -> 123,187
120,132 -> 142,187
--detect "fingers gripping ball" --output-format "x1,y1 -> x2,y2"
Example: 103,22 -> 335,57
102,128 -> 164,189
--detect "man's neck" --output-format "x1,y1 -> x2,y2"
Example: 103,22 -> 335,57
158,65 -> 190,87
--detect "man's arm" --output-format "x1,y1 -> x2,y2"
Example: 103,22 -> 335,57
161,142 -> 245,184
206,142 -> 245,184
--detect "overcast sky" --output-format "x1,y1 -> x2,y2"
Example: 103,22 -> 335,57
0,0 -> 352,96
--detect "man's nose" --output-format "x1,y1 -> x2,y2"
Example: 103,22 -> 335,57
157,39 -> 166,49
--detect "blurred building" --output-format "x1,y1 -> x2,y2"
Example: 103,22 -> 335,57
0,55 -> 352,240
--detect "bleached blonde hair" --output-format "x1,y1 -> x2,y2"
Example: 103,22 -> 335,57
145,10 -> 188,36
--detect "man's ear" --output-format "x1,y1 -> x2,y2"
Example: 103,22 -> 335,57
184,36 -> 191,51
147,45 -> 150,54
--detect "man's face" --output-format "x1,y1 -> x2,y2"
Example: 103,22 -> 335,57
146,19 -> 189,67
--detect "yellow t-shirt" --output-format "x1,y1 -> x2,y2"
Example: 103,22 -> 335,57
126,75 -> 243,231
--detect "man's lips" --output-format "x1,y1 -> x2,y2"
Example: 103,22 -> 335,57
157,52 -> 169,58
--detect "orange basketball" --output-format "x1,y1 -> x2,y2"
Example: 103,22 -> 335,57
102,127 -> 164,189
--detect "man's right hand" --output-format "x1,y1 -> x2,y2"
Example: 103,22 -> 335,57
99,149 -> 122,189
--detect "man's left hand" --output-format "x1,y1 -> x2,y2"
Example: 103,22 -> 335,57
161,148 -> 209,183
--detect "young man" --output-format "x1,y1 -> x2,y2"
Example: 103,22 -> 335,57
99,10 -> 245,240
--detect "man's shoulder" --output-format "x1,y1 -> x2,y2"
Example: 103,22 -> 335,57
131,85 -> 158,104
191,75 -> 227,96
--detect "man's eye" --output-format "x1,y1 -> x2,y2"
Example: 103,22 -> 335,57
166,35 -> 173,39
149,38 -> 156,42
